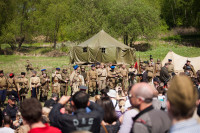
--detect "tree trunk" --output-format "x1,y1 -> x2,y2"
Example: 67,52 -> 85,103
123,32 -> 128,45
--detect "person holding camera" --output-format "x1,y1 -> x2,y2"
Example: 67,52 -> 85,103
183,60 -> 196,77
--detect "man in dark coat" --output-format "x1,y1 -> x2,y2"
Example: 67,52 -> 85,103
160,63 -> 171,85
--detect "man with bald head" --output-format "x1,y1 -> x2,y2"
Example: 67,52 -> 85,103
129,83 -> 171,133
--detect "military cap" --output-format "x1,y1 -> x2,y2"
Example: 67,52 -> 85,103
91,64 -> 95,67
8,95 -> 15,100
9,73 -> 14,77
21,72 -> 26,75
41,69 -> 46,71
110,66 -> 115,69
51,93 -> 58,98
56,68 -> 60,71
168,75 -> 198,113
187,60 -> 191,62
96,62 -> 100,65
157,59 -> 161,62
140,60 -> 143,63
73,65 -> 79,70
168,59 -> 172,62
79,85 -> 88,90
0,70 -> 3,73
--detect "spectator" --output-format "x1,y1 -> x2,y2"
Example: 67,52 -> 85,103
140,67 -> 148,83
49,91 -> 104,133
160,63 -> 170,87
168,75 -> 200,133
3,95 -> 18,121
44,93 -> 58,108
107,89 -> 120,114
20,98 -> 61,133
130,83 -> 171,133
0,115 -> 14,133
96,97 -> 120,133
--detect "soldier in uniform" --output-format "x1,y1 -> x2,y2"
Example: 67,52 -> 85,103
107,66 -> 117,89
70,65 -> 80,95
16,72 -> 29,102
155,59 -> 162,78
168,59 -> 174,76
146,63 -> 154,82
97,63 -> 107,91
7,73 -> 19,102
80,66 -> 87,83
25,60 -> 34,72
40,73 -> 50,102
40,69 -> 47,79
128,64 -> 137,86
0,70 -> 7,107
52,68 -> 62,96
30,71 -> 40,98
183,60 -> 196,77
119,64 -> 128,91
60,69 -> 69,96
150,56 -> 155,67
87,64 -> 98,96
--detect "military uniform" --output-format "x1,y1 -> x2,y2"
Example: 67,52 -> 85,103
155,62 -> 162,78
87,69 -> 98,96
183,64 -> 196,77
119,67 -> 128,91
128,67 -> 137,86
146,65 -> 154,82
168,63 -> 174,76
30,76 -> 40,98
40,75 -> 50,102
107,68 -> 117,89
16,75 -> 29,101
0,74 -> 7,106
25,61 -> 34,72
7,77 -> 19,102
52,73 -> 62,95
60,71 -> 69,96
70,70 -> 81,95
97,67 -> 107,90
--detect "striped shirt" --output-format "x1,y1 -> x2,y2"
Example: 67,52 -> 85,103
170,118 -> 200,133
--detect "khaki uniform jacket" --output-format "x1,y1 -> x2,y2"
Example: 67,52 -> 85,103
61,72 -> 69,85
155,63 -> 162,77
16,77 -> 29,89
70,71 -> 80,85
87,70 -> 98,82
183,64 -> 196,77
97,68 -> 107,80
107,70 -> 117,79
30,76 -> 40,88
0,76 -> 7,90
147,66 -> 154,77
7,78 -> 17,91
119,68 -> 128,78
168,64 -> 174,74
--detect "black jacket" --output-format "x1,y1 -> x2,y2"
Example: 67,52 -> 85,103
49,102 -> 104,133
3,104 -> 18,121
141,71 -> 148,83
44,98 -> 57,108
160,67 -> 170,83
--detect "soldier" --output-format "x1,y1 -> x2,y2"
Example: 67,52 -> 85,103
155,59 -> 162,78
25,60 -> 34,72
146,63 -> 154,82
87,64 -> 98,96
80,66 -> 87,83
60,69 -> 69,96
70,65 -> 80,95
119,64 -> 128,91
30,71 -> 40,98
106,63 -> 112,73
0,70 -> 7,107
150,56 -> 155,67
97,63 -> 107,91
52,68 -> 62,96
7,73 -> 19,102
128,64 -> 137,86
107,66 -> 117,89
40,73 -> 50,102
40,69 -> 47,79
16,72 -> 29,102
160,63 -> 171,87
168,59 -> 174,76
183,60 -> 196,77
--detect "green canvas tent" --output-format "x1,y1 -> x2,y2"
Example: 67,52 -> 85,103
70,30 -> 136,64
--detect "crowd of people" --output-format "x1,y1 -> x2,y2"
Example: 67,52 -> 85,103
0,57 -> 200,133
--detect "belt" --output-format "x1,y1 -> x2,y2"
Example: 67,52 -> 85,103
31,83 -> 37,85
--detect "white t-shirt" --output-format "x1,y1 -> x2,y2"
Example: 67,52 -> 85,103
0,127 -> 15,133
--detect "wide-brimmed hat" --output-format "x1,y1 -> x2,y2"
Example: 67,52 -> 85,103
107,89 -> 117,98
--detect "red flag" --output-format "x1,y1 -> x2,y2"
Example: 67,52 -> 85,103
134,61 -> 138,69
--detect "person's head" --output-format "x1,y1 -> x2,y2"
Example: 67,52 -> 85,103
168,59 -> 172,64
20,98 -> 42,125
100,88 -> 109,97
9,73 -> 14,78
81,66 -> 85,72
157,59 -> 160,63
8,95 -> 16,106
153,77 -> 160,86
122,64 -> 126,69
71,91 -> 89,109
157,86 -> 165,95
129,83 -> 154,110
91,64 -> 95,70
150,58 -> 153,62
43,73 -> 47,78
41,69 -> 46,74
32,71 -> 37,76
3,115 -> 12,126
62,69 -> 67,73
165,63 -> 168,68
110,66 -> 115,71
186,60 -> 191,65
56,68 -> 60,73
51,93 -> 58,101
21,72 -> 26,78
0,70 -> 3,77
100,63 -> 105,69
96,97 -> 117,124
96,62 -> 100,69
73,65 -> 79,71
167,75 -> 198,121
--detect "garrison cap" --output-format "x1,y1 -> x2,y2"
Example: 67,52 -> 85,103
187,60 -> 191,62
73,65 -> 79,70
41,69 -> 46,71
56,68 -> 60,71
79,85 -> 88,90
91,64 -> 95,67
81,66 -> 85,69
9,73 -> 14,77
110,66 -> 115,69
0,70 -> 3,73
96,62 -> 100,65
21,72 -> 26,75
168,59 -> 172,62
168,75 -> 198,113
157,59 -> 161,62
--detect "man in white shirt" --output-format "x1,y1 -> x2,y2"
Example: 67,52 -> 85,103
0,115 -> 14,133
